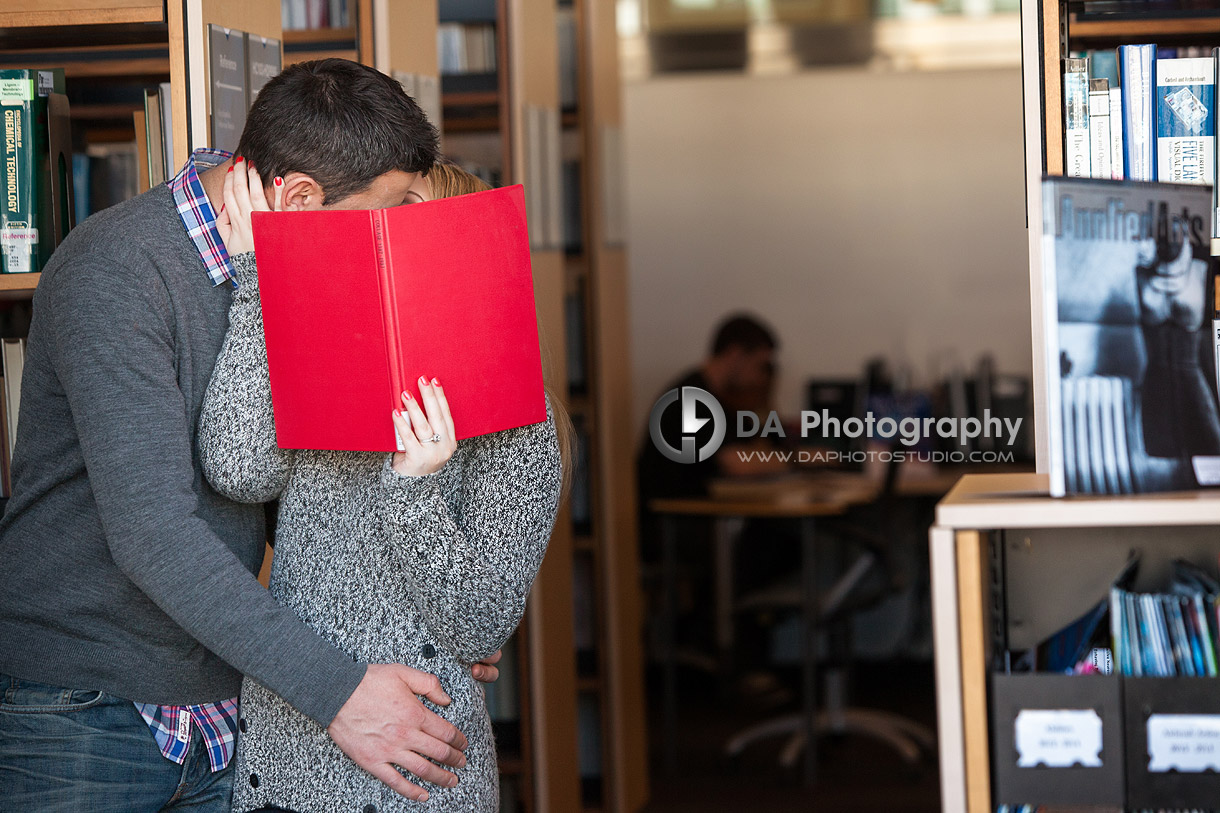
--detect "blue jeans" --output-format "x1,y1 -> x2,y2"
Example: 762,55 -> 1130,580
0,673 -> 234,813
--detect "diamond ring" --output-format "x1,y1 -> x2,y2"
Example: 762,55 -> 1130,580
425,433 -> 442,443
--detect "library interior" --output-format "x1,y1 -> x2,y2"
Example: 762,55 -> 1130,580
5,1 -> 1220,813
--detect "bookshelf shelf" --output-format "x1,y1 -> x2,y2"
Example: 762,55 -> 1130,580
0,0 -> 164,29
0,44 -> 171,79
0,275 -> 40,299
282,26 -> 357,45
1068,13 -> 1220,42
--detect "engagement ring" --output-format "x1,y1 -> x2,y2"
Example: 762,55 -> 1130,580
425,433 -> 442,443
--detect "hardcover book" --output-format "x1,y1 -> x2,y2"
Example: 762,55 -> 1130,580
1064,58 -> 1092,179
0,69 -> 67,273
1155,55 -> 1215,187
1042,177 -> 1220,496
251,184 -> 547,452
1119,44 -> 1157,182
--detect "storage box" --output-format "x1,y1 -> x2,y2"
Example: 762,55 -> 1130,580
990,673 -> 1124,806
1125,676 -> 1220,808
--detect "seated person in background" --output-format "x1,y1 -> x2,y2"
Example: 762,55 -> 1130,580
636,313 -> 793,663
637,312 -> 787,504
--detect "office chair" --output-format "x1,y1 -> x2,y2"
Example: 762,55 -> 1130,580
723,455 -> 936,769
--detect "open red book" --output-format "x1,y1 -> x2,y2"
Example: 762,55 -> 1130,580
250,184 -> 546,452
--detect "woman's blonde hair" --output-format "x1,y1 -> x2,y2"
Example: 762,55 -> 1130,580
426,161 -> 576,502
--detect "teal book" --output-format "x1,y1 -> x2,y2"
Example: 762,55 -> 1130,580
0,69 -> 66,274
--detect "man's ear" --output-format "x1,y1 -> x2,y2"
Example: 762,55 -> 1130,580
278,172 -> 325,211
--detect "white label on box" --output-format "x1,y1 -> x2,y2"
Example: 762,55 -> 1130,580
1192,456 -> 1220,485
1147,714 -> 1220,773
1014,709 -> 1103,768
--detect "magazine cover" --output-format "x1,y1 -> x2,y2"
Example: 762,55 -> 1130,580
1042,176 -> 1220,496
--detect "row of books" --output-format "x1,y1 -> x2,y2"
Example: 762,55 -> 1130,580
438,23 -> 498,75
1062,47 -> 1218,235
1109,560 -> 1220,678
280,0 -> 349,30
0,69 -> 72,274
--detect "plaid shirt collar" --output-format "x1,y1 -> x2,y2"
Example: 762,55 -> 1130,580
134,699 -> 239,772
170,148 -> 236,288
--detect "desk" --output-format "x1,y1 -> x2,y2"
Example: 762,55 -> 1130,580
649,496 -> 849,786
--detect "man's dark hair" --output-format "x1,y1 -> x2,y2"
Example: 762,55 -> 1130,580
710,313 -> 777,356
235,58 -> 439,203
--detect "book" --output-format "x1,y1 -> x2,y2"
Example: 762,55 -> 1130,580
1109,85 -> 1125,179
1155,55 -> 1215,187
1118,44 -> 1157,181
2,338 -> 23,464
144,90 -> 165,188
1042,177 -> 1220,496
251,184 -> 546,451
0,69 -> 66,274
1063,58 -> 1092,178
1088,78 -> 1112,179
158,82 -> 174,181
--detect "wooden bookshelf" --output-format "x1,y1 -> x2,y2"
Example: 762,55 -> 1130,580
940,6 -> 1220,811
1068,13 -> 1220,42
0,0 -> 165,28
0,275 -> 40,299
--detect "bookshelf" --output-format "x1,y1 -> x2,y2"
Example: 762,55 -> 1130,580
931,474 -> 1220,811
928,4 -> 1220,811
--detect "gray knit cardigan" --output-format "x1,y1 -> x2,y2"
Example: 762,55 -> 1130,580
197,251 -> 561,813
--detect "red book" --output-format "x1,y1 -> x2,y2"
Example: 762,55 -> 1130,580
251,184 -> 546,451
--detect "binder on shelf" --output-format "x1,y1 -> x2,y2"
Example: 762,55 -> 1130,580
208,25 -> 248,153
990,673 -> 1125,806
1125,676 -> 1220,808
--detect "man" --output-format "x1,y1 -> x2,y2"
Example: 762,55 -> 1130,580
0,59 -> 495,811
637,312 -> 785,503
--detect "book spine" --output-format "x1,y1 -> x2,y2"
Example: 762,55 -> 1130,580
0,73 -> 47,273
1088,78 -> 1112,179
1155,56 -> 1215,186
1063,58 -> 1091,178
1109,87 -> 1125,178
371,209 -> 406,449
1120,43 -> 1157,181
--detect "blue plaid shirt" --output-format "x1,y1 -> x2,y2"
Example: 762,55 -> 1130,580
133,148 -> 241,772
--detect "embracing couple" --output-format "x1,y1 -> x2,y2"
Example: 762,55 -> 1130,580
0,58 -> 567,813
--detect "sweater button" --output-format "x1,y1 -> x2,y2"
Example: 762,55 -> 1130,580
364,805 -> 377,813
249,773 -> 260,788
238,718 -> 248,733
421,644 -> 437,659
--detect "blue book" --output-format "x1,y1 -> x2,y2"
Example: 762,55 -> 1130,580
1156,55 -> 1216,187
1119,43 -> 1157,181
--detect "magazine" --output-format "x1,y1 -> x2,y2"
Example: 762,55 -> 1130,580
1042,176 -> 1220,496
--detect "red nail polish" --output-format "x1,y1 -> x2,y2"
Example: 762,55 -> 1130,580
419,375 -> 428,385
219,204 -> 225,213
227,166 -> 233,173
431,377 -> 440,386
403,390 -> 413,401
274,177 -> 283,187
235,156 -> 243,163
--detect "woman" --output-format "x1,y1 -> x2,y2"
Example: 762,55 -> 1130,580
199,160 -> 566,813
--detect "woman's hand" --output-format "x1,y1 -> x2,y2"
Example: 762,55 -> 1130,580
215,157 -> 284,255
392,376 -> 457,477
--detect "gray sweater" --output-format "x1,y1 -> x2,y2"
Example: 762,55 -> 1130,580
198,252 -> 560,813
0,184 -> 364,726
